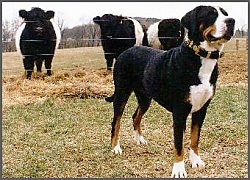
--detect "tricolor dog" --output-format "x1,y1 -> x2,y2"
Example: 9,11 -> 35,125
106,6 -> 235,178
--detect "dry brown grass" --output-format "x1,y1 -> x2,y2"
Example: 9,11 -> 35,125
2,41 -> 248,109
2,69 -> 114,109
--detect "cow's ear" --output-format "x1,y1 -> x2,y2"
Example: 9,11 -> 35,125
46,10 -> 55,19
118,15 -> 124,24
19,10 -> 27,18
93,16 -> 101,24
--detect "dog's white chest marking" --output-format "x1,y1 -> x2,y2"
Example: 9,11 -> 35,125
189,58 -> 217,113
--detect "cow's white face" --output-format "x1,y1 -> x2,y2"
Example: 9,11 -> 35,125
15,7 -> 61,56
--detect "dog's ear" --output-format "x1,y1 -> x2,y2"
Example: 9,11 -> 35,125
181,6 -> 204,41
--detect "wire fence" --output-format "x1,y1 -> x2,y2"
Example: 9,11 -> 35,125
2,35 -> 186,53
2,37 -> 248,75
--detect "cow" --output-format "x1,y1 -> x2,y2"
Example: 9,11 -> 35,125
147,18 -> 185,50
93,14 -> 144,70
15,7 -> 61,79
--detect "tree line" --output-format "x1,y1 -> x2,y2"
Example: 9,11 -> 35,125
2,17 -> 248,53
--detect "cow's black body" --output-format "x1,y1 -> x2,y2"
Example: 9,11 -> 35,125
147,18 -> 185,50
16,7 -> 60,79
93,14 -> 144,70
158,19 -> 185,50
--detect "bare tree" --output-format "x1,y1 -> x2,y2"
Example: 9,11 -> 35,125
85,22 -> 101,47
56,17 -> 65,48
2,18 -> 21,52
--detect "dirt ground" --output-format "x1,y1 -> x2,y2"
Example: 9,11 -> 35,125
217,51 -> 248,86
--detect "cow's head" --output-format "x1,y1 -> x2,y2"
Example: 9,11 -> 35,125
93,14 -> 124,39
19,7 -> 55,36
158,19 -> 185,50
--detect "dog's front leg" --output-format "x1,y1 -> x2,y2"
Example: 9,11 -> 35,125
171,124 -> 187,178
189,102 -> 210,168
171,107 -> 190,178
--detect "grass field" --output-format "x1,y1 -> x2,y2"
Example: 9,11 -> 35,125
2,39 -> 248,178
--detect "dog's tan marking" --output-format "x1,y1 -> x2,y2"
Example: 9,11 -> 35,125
203,25 -> 216,41
174,147 -> 185,163
133,107 -> 143,134
190,124 -> 199,155
111,115 -> 121,149
173,130 -> 185,163
111,102 -> 127,149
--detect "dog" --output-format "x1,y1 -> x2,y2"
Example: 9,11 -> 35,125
106,6 -> 235,178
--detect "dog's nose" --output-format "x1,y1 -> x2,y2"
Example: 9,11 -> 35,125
225,18 -> 235,26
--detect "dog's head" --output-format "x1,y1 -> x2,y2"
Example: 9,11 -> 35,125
181,6 -> 235,50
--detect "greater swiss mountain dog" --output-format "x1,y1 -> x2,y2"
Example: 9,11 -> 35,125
106,6 -> 235,178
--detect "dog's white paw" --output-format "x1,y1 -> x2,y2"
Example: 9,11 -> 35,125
111,140 -> 122,155
171,161 -> 187,178
134,130 -> 147,145
189,149 -> 205,168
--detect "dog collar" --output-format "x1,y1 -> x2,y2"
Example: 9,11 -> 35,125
184,37 -> 225,59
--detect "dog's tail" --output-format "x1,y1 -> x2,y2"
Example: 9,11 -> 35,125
105,94 -> 114,102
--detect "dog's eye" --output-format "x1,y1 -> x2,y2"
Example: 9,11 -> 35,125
219,7 -> 228,16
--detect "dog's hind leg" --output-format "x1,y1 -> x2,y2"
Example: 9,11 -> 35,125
111,90 -> 132,154
133,89 -> 151,145
189,101 -> 210,169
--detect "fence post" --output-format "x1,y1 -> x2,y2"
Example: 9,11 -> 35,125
246,37 -> 248,50
236,39 -> 239,51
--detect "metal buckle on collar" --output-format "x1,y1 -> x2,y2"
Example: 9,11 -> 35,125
192,45 -> 200,54
206,51 -> 212,58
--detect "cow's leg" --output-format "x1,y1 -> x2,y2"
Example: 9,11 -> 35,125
104,54 -> 114,70
111,89 -> 132,154
171,103 -> 191,178
36,58 -> 43,72
23,56 -> 35,79
132,89 -> 152,145
106,57 -> 114,71
189,101 -> 210,169
44,55 -> 54,76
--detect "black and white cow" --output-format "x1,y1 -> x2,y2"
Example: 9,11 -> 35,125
93,14 -> 144,70
15,7 -> 61,79
147,18 -> 185,50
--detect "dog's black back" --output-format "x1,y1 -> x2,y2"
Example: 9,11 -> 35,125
113,46 -> 162,92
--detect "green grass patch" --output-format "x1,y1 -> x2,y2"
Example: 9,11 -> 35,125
2,86 -> 248,178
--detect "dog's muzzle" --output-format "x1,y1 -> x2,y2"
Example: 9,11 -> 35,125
208,18 -> 235,42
